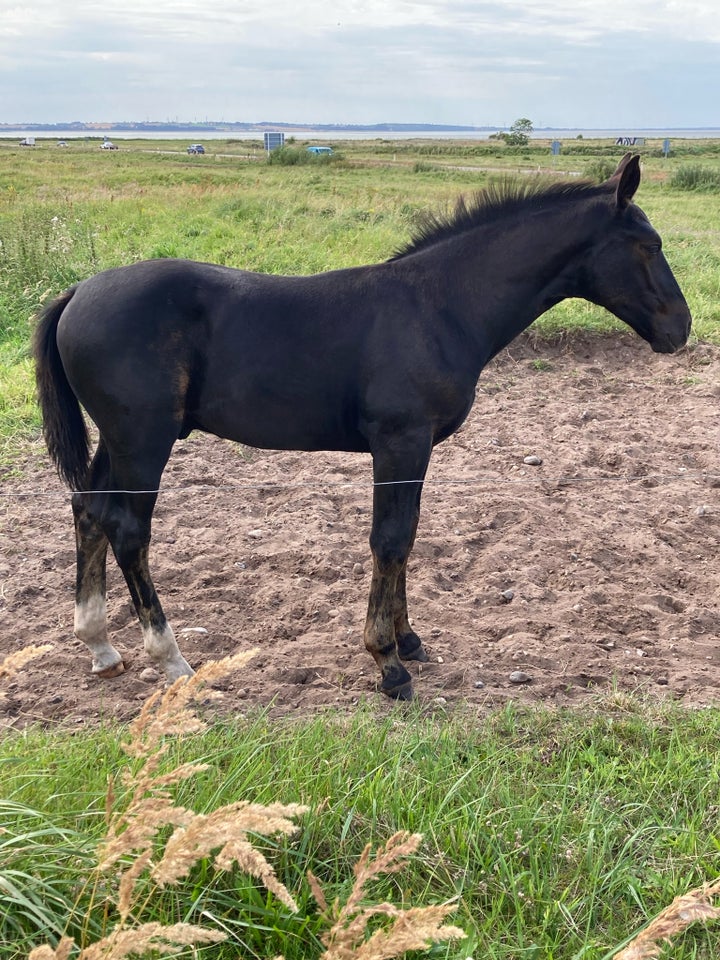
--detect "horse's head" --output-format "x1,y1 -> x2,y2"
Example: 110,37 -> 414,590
581,154 -> 691,353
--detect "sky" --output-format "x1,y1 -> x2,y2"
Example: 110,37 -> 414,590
1,0 -> 719,129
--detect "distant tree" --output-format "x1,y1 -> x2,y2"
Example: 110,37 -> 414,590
504,117 -> 533,146
490,118 -> 533,147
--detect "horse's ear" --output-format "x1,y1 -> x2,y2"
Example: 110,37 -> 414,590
606,153 -> 641,208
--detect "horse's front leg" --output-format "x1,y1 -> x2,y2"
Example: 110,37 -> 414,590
394,561 -> 429,663
365,436 -> 430,699
390,485 -> 428,663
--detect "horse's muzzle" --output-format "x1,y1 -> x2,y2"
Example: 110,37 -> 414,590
651,336 -> 686,354
650,309 -> 692,353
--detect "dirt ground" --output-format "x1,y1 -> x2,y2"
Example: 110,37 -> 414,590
2,333 -> 719,728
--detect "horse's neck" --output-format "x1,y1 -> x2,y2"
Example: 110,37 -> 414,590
434,207 -> 593,363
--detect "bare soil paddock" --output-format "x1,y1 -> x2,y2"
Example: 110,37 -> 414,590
2,334 -> 719,727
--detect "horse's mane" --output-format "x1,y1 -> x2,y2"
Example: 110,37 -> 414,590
390,177 -> 605,260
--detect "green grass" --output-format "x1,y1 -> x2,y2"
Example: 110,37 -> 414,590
2,140 -> 719,958
1,137 -> 720,458
1,699 -> 719,959
670,165 -> 720,191
0,140 -> 720,462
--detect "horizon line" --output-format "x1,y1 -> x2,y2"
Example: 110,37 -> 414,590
2,120 -> 719,132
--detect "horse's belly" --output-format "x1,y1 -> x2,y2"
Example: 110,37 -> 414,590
193,398 -> 369,453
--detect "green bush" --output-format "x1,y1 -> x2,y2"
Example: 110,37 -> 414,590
586,159 -> 617,183
669,165 -> 720,191
267,147 -> 334,166
267,146 -> 312,166
0,208 -> 98,292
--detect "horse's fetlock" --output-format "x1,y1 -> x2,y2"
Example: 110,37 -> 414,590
141,623 -> 193,680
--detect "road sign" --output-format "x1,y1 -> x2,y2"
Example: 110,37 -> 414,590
264,132 -> 285,152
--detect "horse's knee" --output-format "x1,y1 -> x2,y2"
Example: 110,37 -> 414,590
369,539 -> 407,576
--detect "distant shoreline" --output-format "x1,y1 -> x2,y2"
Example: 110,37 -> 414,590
3,122 -> 720,148
0,121 -> 488,133
2,126 -> 719,143
2,121 -> 720,135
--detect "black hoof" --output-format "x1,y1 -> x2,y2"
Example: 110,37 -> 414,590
381,680 -> 414,701
379,662 -> 413,700
397,631 -> 429,662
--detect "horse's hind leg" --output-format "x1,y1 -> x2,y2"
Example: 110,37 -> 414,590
72,443 -> 124,677
73,504 -> 123,676
104,480 -> 193,682
79,437 -> 192,682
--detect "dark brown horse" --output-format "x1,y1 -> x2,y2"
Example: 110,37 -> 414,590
34,154 -> 691,699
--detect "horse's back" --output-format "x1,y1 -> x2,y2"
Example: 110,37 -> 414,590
53,256 -> 478,455
58,257 -> 364,346
54,259 -> 378,452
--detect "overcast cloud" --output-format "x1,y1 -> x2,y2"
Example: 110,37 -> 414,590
1,0 -> 719,127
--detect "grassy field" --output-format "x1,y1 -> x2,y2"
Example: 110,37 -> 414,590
1,135 -> 720,457
2,138 -> 720,959
3,680 -> 720,960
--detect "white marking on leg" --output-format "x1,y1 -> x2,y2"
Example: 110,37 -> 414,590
141,623 -> 194,681
74,595 -> 125,676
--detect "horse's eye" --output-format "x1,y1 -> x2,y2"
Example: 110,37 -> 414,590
647,243 -> 662,257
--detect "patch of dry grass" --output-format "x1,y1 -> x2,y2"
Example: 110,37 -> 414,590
3,647 -> 719,959
1,648 -> 465,960
310,831 -> 464,960
613,878 -> 720,959
0,645 -> 53,696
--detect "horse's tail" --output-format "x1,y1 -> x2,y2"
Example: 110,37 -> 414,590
33,287 -> 90,491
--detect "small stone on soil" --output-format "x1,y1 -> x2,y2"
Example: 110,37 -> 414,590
509,670 -> 532,684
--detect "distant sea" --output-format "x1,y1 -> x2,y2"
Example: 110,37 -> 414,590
2,127 -> 720,141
